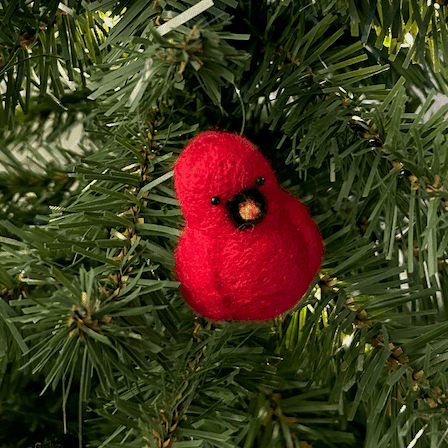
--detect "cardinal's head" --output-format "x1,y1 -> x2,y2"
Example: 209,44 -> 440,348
174,131 -> 283,235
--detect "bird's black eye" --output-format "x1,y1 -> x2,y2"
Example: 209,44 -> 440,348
211,196 -> 221,205
256,177 -> 265,186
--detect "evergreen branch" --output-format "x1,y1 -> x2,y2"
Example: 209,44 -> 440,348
2,1 -> 448,447
306,0 -> 448,75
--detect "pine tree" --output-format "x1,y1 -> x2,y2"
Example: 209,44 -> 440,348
1,1 -> 448,447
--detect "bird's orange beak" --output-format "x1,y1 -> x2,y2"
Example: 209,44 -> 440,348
239,200 -> 261,220
226,187 -> 267,229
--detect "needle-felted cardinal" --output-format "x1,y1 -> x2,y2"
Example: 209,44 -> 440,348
173,130 -> 324,321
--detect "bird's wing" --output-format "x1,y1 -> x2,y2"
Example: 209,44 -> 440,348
278,189 -> 324,278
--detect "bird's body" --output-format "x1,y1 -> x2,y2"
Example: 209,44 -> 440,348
174,131 -> 323,321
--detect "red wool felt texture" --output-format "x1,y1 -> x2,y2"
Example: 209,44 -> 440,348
173,130 -> 324,322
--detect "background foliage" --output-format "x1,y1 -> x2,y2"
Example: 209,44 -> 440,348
1,1 -> 448,447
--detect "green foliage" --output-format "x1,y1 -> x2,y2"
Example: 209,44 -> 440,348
2,1 -> 448,448
308,0 -> 448,74
87,14 -> 250,114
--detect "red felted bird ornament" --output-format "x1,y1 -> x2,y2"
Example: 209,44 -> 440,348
173,130 -> 324,321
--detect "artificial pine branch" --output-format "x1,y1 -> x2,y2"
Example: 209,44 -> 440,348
1,1 -> 448,447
